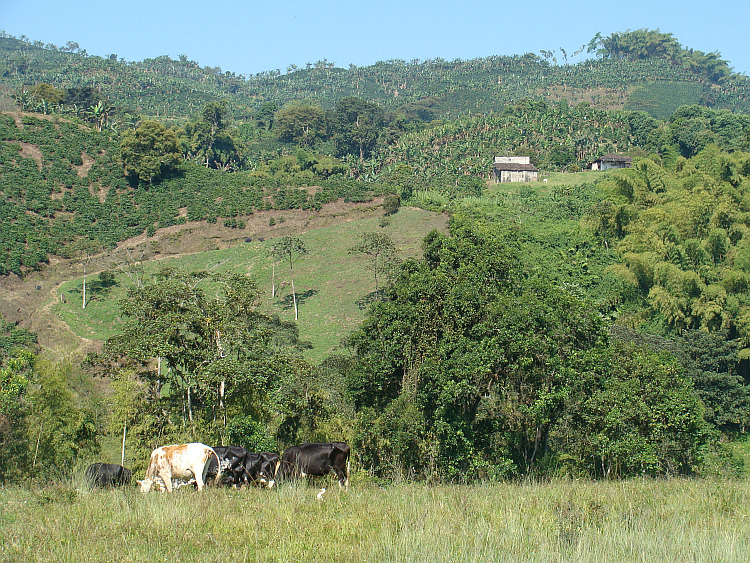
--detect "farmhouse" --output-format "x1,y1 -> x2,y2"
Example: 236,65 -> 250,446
590,153 -> 632,170
493,156 -> 538,183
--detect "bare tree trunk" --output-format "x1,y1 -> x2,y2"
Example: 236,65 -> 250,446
271,259 -> 276,298
121,426 -> 127,466
219,380 -> 226,427
82,265 -> 87,309
292,276 -> 298,320
187,386 -> 194,423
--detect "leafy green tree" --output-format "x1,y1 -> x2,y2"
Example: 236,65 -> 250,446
348,219 -> 606,480
275,103 -> 327,146
27,83 -> 63,107
255,101 -> 278,132
120,120 -> 182,184
100,269 -> 304,450
397,96 -> 441,122
348,232 -> 397,291
181,101 -> 242,170
271,236 -> 309,321
677,331 -> 749,434
556,341 -> 713,478
0,350 -> 33,482
383,194 -> 401,216
63,85 -> 103,109
331,97 -> 386,161
26,361 -> 99,479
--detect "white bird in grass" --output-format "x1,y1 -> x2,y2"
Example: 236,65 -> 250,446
317,487 -> 326,501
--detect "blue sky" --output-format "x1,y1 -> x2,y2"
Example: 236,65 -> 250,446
2,0 -> 749,77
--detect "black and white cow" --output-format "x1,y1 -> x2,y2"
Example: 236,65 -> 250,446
85,463 -> 132,488
205,445 -> 250,487
242,452 -> 280,488
280,442 -> 350,488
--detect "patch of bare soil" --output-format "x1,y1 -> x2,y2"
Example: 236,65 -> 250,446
0,196 -> 390,359
5,141 -> 44,170
74,152 -> 95,178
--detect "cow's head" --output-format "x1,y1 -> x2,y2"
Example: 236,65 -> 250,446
137,478 -> 154,493
259,458 -> 281,489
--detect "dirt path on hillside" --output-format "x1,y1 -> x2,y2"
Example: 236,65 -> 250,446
0,197 -> 390,358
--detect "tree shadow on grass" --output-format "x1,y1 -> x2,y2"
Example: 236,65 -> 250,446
355,289 -> 387,310
278,289 -> 319,312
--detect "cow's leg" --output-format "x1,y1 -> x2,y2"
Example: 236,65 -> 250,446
158,471 -> 173,493
193,466 -> 205,491
335,461 -> 350,489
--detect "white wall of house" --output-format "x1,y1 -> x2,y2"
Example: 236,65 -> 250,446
497,170 -> 538,182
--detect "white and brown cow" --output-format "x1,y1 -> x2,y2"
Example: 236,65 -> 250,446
138,443 -> 221,493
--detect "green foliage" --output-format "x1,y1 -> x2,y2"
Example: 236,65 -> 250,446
180,100 -> 243,170
96,269 -> 312,456
120,120 -> 182,184
224,415 -> 277,452
348,218 -> 607,480
348,232 -> 397,291
383,193 -> 401,215
0,350 -> 33,482
332,97 -> 386,161
25,361 -> 99,480
275,103 -> 327,147
555,341 -> 712,478
0,318 -> 37,357
595,29 -> 736,85
624,82 -> 702,119
594,149 -> 750,352
5,30 -> 749,123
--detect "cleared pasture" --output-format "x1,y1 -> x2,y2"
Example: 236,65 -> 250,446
1,477 -> 748,562
51,207 -> 449,361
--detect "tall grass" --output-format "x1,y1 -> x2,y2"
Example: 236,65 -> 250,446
2,477 -> 748,561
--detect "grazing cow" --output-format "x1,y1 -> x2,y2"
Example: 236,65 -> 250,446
243,452 -> 280,488
138,443 -> 221,493
85,463 -> 132,488
205,445 -> 250,487
280,442 -> 350,488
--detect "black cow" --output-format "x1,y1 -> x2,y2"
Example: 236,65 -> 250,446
85,463 -> 132,488
242,452 -> 280,488
206,446 -> 249,487
280,442 -> 350,488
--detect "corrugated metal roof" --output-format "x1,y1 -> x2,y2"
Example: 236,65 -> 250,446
494,162 -> 539,171
596,154 -> 632,163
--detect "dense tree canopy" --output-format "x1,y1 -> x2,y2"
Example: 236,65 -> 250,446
332,97 -> 386,161
120,119 -> 182,184
275,103 -> 327,147
348,218 -> 608,479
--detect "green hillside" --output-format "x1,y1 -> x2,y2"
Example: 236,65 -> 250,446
2,29 -> 749,122
53,207 -> 449,361
2,28 -> 750,485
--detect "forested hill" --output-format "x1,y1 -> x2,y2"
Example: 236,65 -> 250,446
1,29 -> 749,121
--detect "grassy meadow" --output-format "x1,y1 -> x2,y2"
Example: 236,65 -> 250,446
52,207 -> 449,361
1,475 -> 749,562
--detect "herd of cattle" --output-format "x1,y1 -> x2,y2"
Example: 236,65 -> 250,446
85,442 -> 351,493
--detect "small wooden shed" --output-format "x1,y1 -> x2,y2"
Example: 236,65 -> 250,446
493,156 -> 538,183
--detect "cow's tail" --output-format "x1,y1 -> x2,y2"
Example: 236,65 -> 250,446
345,458 -> 351,489
207,446 -> 223,486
